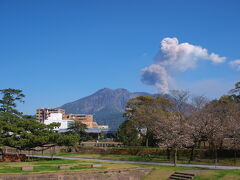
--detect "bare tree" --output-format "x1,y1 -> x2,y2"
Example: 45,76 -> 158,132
229,81 -> 240,101
191,95 -> 209,110
202,100 -> 231,165
152,112 -> 193,166
169,90 -> 190,114
186,95 -> 209,162
223,101 -> 240,165
122,83 -> 240,166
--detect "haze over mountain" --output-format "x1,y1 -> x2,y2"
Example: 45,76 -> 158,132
59,88 -> 151,129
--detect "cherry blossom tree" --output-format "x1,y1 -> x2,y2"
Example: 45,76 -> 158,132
152,112 -> 193,166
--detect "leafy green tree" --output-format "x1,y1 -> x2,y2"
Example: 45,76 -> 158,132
117,120 -> 142,146
57,133 -> 79,147
67,121 -> 88,143
123,95 -> 194,165
0,88 -> 78,153
124,96 -> 173,147
0,114 -> 78,151
0,88 -> 25,115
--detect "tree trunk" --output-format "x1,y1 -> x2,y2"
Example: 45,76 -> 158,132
174,148 -> 178,166
189,146 -> 195,163
214,146 -> 218,167
146,137 -> 149,147
209,141 -> 212,150
234,149 -> 237,166
167,148 -> 171,161
219,140 -> 223,150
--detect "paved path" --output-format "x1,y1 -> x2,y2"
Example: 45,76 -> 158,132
28,155 -> 240,170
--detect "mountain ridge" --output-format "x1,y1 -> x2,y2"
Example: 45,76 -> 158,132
59,88 -> 152,129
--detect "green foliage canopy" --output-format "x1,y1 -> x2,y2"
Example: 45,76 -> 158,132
67,121 -> 88,142
117,120 -> 142,146
0,88 -> 79,151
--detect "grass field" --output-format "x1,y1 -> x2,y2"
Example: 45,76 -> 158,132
137,164 -> 240,180
45,152 -> 240,179
53,152 -> 240,167
0,158 -> 140,174
143,167 -> 240,180
1,156 -> 240,179
0,159 -> 98,174
0,158 -> 240,179
194,169 -> 240,180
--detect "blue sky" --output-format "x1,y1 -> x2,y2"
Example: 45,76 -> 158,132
0,0 -> 239,114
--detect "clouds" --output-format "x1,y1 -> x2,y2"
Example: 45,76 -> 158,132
141,64 -> 169,94
229,59 -> 240,71
158,38 -> 226,71
141,37 -> 227,93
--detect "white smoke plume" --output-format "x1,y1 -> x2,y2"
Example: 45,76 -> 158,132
141,37 -> 226,93
141,64 -> 169,94
229,59 -> 240,71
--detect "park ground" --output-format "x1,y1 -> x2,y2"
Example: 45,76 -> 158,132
51,151 -> 240,167
0,157 -> 240,179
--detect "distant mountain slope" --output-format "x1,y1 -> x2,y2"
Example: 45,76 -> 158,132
59,88 -> 151,129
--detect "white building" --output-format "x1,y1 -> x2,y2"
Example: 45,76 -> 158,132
44,113 -> 74,131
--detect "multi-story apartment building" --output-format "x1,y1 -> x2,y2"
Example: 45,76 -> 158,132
63,114 -> 98,128
36,108 -> 108,129
36,108 -> 65,123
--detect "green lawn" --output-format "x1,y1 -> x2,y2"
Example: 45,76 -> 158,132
194,170 -> 240,180
0,158 -> 240,179
0,158 -> 152,175
143,167 -> 240,180
138,164 -> 240,180
53,152 -> 240,167
0,159 -> 107,174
